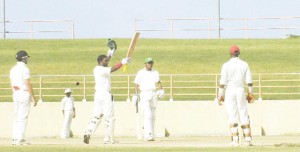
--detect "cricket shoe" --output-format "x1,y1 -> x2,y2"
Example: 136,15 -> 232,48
11,139 -> 17,145
243,141 -> 253,146
145,136 -> 155,141
13,139 -> 30,146
69,130 -> 74,138
229,141 -> 239,147
83,134 -> 90,144
104,136 -> 118,144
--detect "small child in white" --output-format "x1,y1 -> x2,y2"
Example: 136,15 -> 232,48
60,88 -> 76,138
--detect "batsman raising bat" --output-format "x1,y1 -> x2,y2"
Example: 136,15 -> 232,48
123,32 -> 140,72
218,45 -> 254,147
83,39 -> 131,144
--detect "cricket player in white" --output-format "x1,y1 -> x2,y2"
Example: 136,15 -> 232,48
218,45 -> 254,146
10,50 -> 37,145
132,57 -> 164,141
83,50 -> 130,144
60,88 -> 76,139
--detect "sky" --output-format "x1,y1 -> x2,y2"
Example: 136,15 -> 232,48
0,0 -> 299,39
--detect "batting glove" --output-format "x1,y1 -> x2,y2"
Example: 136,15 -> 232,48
157,89 -> 165,99
107,49 -> 115,57
132,94 -> 139,105
121,57 -> 131,65
107,39 -> 117,50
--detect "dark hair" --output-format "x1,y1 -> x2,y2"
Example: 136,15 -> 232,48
97,55 -> 107,64
233,52 -> 240,57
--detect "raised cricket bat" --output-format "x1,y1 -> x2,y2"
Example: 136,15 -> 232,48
123,32 -> 140,72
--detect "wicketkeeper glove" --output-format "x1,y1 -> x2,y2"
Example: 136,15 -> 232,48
157,89 -> 165,99
217,88 -> 225,102
132,94 -> 139,105
247,87 -> 254,103
246,94 -> 255,103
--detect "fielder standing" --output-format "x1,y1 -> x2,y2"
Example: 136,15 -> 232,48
60,88 -> 75,139
83,49 -> 130,144
132,57 -> 165,141
10,50 -> 37,145
218,45 -> 254,146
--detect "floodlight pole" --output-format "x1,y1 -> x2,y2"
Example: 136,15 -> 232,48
217,0 -> 221,39
3,0 -> 6,39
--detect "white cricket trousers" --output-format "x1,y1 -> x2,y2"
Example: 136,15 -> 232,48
140,91 -> 157,139
12,91 -> 30,140
85,91 -> 115,138
60,111 -> 74,138
224,87 -> 250,125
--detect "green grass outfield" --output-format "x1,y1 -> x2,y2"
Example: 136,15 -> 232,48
0,39 -> 299,101
0,39 -> 299,74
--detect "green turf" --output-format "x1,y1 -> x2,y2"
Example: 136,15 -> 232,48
0,39 -> 299,101
0,39 -> 299,74
1,145 -> 300,152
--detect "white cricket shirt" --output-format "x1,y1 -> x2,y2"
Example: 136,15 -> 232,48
94,66 -> 112,92
134,68 -> 160,91
220,57 -> 252,87
10,62 -> 30,92
61,96 -> 75,111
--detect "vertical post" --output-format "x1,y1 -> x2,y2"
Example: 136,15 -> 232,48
170,20 -> 174,39
208,19 -> 211,39
38,76 -> 42,102
214,74 -> 220,105
258,74 -> 262,101
30,22 -> 33,39
283,17 -> 286,38
3,0 -> 6,39
215,74 -> 218,98
217,0 -> 221,39
127,75 -> 130,102
82,76 -> 87,102
244,18 -> 248,39
169,75 -> 173,101
72,20 -> 75,39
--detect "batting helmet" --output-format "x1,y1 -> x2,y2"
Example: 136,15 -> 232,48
16,50 -> 30,61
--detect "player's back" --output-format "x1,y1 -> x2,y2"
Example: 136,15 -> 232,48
221,57 -> 251,87
10,62 -> 30,91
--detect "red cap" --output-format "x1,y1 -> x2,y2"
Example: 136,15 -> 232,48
230,45 -> 240,54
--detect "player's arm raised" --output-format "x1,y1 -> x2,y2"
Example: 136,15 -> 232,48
110,57 -> 131,73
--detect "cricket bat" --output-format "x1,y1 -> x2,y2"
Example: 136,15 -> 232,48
123,32 -> 140,72
136,101 -> 142,140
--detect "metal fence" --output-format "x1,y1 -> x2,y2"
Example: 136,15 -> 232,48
0,20 -> 75,39
134,16 -> 300,39
0,73 -> 299,102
